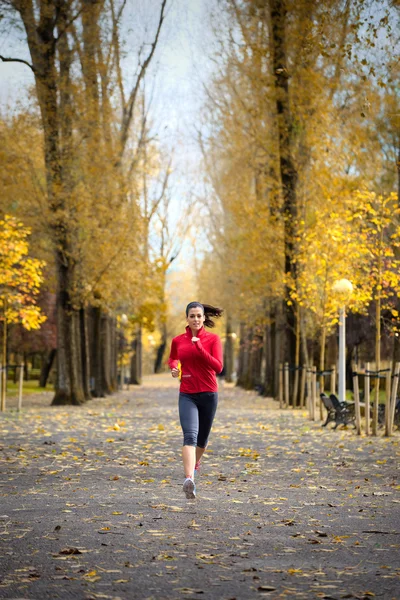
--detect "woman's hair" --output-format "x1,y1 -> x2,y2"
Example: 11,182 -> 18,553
185,302 -> 224,328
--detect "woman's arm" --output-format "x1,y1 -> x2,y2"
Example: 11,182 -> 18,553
168,338 -> 179,370
194,336 -> 223,373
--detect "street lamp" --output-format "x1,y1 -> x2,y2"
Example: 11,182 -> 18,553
332,279 -> 353,404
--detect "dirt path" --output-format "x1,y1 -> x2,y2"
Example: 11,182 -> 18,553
0,375 -> 399,599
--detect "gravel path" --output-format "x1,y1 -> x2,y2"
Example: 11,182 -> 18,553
0,374 -> 399,600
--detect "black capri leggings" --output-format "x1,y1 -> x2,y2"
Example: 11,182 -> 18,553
179,392 -> 218,448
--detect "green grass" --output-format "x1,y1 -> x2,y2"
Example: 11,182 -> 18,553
346,388 -> 387,403
5,380 -> 53,396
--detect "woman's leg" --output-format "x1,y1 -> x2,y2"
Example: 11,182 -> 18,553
179,393 -> 199,479
196,446 -> 206,464
182,445 -> 196,479
197,392 -> 218,459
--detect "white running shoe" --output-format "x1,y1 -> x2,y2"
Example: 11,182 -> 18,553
183,477 -> 196,499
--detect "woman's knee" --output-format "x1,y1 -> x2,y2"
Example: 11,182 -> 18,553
183,433 -> 197,446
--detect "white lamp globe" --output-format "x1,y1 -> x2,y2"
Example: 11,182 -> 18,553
332,278 -> 353,303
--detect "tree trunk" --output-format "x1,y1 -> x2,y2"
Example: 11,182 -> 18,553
39,348 -> 56,388
224,318 -> 234,383
268,0 -> 298,367
92,306 -> 105,397
130,325 -> 142,385
319,325 -> 327,394
101,314 -> 113,394
154,323 -> 167,374
80,308 -> 91,400
110,316 -> 118,391
1,317 -> 6,412
262,307 -> 273,396
236,323 -> 247,388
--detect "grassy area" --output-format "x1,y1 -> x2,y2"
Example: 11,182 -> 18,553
5,380 -> 53,396
346,388 -> 388,403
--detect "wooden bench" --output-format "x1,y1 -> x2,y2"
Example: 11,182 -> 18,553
320,393 -> 356,429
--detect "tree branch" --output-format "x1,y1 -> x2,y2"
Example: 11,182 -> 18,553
118,0 -> 167,161
54,6 -> 85,46
0,55 -> 36,73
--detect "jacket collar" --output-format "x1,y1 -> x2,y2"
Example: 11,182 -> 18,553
185,325 -> 205,338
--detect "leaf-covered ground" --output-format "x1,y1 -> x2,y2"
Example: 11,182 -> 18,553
0,374 -> 399,600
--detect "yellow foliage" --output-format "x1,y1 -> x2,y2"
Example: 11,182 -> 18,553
0,215 -> 46,330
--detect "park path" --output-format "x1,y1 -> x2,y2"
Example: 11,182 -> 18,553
0,374 -> 399,600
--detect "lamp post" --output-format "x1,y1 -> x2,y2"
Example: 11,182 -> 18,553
332,279 -> 353,404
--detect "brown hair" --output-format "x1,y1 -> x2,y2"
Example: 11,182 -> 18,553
186,302 -> 224,328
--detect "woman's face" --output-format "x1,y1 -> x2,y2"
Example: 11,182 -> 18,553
187,306 -> 205,331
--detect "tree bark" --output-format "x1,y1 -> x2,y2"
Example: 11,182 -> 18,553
130,325 -> 142,385
236,322 -> 247,388
224,318 -> 234,383
154,323 -> 167,374
80,308 -> 91,400
39,348 -> 56,387
101,314 -> 112,394
91,306 -> 104,397
267,0 -> 298,367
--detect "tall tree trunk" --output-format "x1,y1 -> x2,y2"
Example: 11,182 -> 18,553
101,314 -> 112,394
224,317 -> 234,383
262,306 -> 273,395
92,306 -> 104,397
110,316 -> 118,391
236,323 -> 247,387
1,316 -> 6,412
154,323 -> 167,374
39,349 -> 56,388
130,325 -> 142,385
80,308 -> 91,400
268,0 -> 298,368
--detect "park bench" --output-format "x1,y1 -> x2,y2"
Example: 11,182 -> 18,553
320,393 -> 356,429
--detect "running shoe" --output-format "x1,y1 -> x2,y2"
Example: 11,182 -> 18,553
194,460 -> 201,476
183,477 -> 196,499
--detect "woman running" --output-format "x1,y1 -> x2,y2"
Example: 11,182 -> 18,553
168,302 -> 224,499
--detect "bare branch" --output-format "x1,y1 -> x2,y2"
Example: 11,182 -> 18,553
54,5 -> 85,45
118,0 -> 167,161
110,0 -> 126,111
147,158 -> 173,223
0,55 -> 36,73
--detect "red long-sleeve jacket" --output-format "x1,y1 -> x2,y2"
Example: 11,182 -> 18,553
168,326 -> 223,393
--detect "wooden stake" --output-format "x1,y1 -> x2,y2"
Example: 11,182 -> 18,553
387,362 -> 400,436
279,363 -> 283,409
17,363 -> 24,411
365,362 -> 370,436
284,362 -> 289,409
311,366 -> 317,421
385,368 -> 392,436
331,365 -> 336,395
372,367 -> 380,436
353,370 -> 361,435
292,365 -> 299,408
306,368 -> 312,418
300,365 -> 306,408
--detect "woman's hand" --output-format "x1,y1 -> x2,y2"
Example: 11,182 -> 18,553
191,337 -> 200,343
171,367 -> 180,378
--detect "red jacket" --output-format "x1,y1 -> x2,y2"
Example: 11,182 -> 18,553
168,326 -> 223,393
